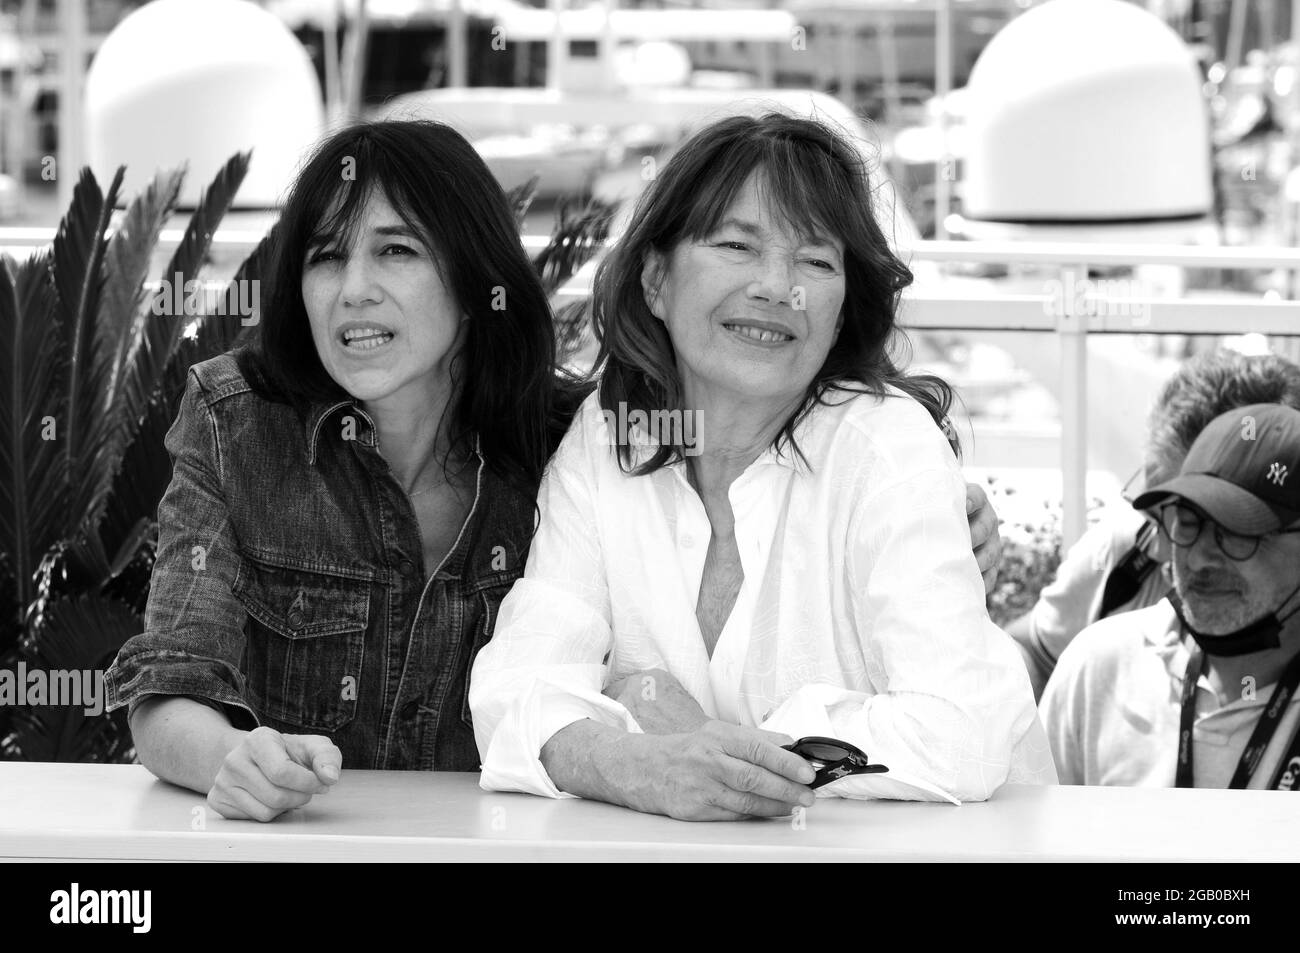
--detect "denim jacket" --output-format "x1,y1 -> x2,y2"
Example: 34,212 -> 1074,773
104,352 -> 537,771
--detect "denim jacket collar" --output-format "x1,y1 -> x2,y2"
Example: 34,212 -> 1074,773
304,398 -> 378,466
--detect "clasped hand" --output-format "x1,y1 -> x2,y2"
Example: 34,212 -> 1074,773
602,667 -> 817,821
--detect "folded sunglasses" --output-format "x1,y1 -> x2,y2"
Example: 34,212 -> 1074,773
782,736 -> 890,789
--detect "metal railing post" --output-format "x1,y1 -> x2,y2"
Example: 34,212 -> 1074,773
1059,263 -> 1089,550
934,0 -> 952,240
548,0 -> 566,91
57,0 -> 86,209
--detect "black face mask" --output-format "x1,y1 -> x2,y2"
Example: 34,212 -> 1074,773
1169,580 -> 1300,658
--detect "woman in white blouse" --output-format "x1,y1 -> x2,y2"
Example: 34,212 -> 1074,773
470,112 -> 1056,820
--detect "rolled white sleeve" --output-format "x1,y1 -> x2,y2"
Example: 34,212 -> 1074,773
763,463 -> 1057,802
469,418 -> 639,797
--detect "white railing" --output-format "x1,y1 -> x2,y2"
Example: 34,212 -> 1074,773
5,225 -> 1298,547
902,241 -> 1300,546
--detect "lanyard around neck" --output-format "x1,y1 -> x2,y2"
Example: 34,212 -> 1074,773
1176,642 -> 1300,789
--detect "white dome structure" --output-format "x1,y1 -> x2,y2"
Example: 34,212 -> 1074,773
85,0 -> 324,208
962,0 -> 1211,222
615,41 -> 693,88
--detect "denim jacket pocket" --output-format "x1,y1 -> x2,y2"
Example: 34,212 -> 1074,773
233,556 -> 370,733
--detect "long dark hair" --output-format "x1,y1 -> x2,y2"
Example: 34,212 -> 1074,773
592,111 -> 957,473
235,119 -> 567,489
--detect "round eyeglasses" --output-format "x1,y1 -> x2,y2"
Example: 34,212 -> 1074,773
1156,502 -> 1300,561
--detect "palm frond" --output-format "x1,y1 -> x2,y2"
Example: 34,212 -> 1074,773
0,558 -> 16,756
6,593 -> 140,762
98,221 -> 276,558
101,520 -> 157,617
33,532 -> 111,608
531,196 -> 616,297
553,297 -> 594,366
29,593 -> 139,671
505,175 -> 540,229
0,554 -> 17,632
96,390 -> 178,560
50,166 -> 126,539
112,153 -> 250,460
0,249 -> 66,611
100,166 -> 185,415
159,219 -> 276,402
156,152 -> 251,296
96,155 -> 251,560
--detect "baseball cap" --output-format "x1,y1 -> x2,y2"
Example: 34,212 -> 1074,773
1133,402 -> 1300,535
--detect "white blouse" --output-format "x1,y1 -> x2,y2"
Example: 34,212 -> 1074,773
470,385 -> 1057,803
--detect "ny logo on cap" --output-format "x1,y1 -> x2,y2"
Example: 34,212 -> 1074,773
1268,462 -> 1289,486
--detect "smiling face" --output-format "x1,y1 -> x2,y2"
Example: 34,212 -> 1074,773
640,171 -> 846,408
301,188 -> 464,408
1171,510 -> 1300,634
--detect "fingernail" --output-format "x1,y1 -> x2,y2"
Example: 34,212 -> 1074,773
321,765 -> 339,782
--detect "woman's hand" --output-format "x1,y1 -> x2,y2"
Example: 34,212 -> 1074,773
965,482 -> 1003,595
603,667 -> 711,735
614,721 -> 817,821
207,726 -> 342,822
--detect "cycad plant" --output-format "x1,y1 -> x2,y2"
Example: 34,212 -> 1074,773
0,154 -> 264,761
0,158 -> 614,762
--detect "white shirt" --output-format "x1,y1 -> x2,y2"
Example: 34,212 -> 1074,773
470,386 -> 1057,803
1042,599 -> 1300,787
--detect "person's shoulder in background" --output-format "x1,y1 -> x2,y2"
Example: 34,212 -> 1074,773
1030,505 -> 1153,666
1040,599 -> 1177,785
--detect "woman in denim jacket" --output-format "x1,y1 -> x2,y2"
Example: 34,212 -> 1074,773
105,118 -> 1004,822
104,121 -> 579,819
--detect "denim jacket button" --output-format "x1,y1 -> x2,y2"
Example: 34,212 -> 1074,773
287,608 -> 305,629
398,558 -> 417,578
401,700 -> 420,720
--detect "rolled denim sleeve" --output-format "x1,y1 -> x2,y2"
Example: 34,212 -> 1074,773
103,371 -> 258,730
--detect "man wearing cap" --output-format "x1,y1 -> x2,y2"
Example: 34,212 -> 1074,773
1006,350 -> 1300,700
1041,403 -> 1300,788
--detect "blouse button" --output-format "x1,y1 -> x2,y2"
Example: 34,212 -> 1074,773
398,558 -> 417,578
680,534 -> 695,548
287,608 -> 305,629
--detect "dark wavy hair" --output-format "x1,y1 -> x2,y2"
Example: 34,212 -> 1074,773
1147,349 -> 1300,478
235,119 -> 570,490
591,111 -> 957,474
